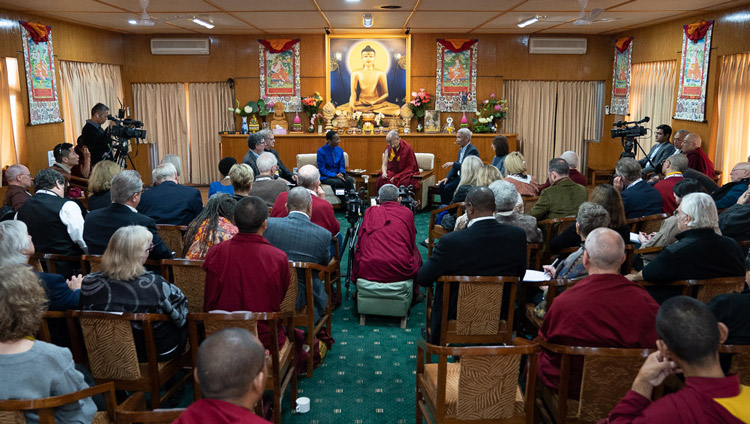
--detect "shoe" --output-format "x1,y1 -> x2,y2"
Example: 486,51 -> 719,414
419,240 -> 429,248
412,292 -> 425,305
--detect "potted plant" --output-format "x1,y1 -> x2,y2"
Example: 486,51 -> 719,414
408,88 -> 431,132
301,92 -> 324,133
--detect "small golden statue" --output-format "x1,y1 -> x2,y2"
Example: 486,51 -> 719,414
248,115 -> 260,133
322,102 -> 336,131
269,102 -> 288,131
399,104 -> 413,134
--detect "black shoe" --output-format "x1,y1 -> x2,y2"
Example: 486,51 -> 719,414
420,326 -> 427,340
419,240 -> 429,248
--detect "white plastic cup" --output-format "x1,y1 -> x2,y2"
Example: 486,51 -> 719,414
296,397 -> 311,414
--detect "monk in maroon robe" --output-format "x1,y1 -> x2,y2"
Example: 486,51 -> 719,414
377,132 -> 420,190
352,185 -> 422,296
683,133 -> 715,178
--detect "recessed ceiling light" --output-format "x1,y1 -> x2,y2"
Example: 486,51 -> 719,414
517,16 -> 540,28
345,0 -> 360,2
363,14 -> 374,28
379,5 -> 401,9
128,19 -> 138,25
192,18 -> 214,29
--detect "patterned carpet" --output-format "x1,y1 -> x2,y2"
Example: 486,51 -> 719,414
279,209 -> 431,423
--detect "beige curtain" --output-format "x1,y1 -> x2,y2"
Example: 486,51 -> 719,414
715,53 -> 750,185
505,80 -> 558,180
132,83 -> 188,180
555,81 -> 600,159
188,83 -> 233,184
59,61 -> 123,144
0,57 -> 25,168
629,61 -> 676,153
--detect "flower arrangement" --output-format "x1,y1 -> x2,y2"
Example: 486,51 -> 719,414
228,99 -> 274,117
256,98 -> 274,117
472,93 -> 508,133
301,92 -> 324,125
228,100 -> 254,117
408,88 -> 431,118
374,112 -> 385,128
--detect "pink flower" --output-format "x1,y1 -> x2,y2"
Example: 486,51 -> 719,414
490,93 -> 496,98
494,104 -> 502,111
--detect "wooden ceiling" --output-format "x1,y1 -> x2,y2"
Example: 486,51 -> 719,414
1,0 -> 748,35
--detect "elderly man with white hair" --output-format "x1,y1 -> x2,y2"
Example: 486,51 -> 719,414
632,192 -> 745,302
437,127 -> 479,204
713,162 -> 750,209
538,150 -> 586,190
377,130 -> 420,190
489,180 -> 542,243
249,152 -> 289,206
137,162 -> 203,226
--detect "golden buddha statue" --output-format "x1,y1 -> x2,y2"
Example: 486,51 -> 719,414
336,45 -> 400,116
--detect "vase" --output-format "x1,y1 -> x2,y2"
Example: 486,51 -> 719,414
317,124 -> 323,134
241,116 -> 248,134
416,116 -> 424,133
307,124 -> 315,133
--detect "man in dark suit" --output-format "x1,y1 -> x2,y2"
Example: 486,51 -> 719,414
639,124 -> 676,176
259,129 -> 295,182
79,103 -> 111,167
241,132 -> 264,177
614,157 -> 664,219
264,187 -> 331,322
84,170 -> 173,260
137,163 -> 203,226
437,128 -> 479,205
418,187 -> 526,344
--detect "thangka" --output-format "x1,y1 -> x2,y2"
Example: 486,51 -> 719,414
674,20 -> 713,122
20,21 -> 62,125
435,39 -> 477,112
611,37 -> 632,116
259,39 -> 301,112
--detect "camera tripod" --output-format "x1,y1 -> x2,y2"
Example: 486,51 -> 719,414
102,137 -> 137,170
342,216 -> 362,300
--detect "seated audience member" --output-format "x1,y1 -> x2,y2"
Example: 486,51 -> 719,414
160,154 -> 182,181
86,160 -> 122,211
264,187 -> 331,322
377,130 -> 420,190
670,129 -> 689,156
530,158 -> 588,220
271,165 -> 340,237
203,196 -> 290,349
639,124 -> 676,177
418,187 -> 526,344
634,192 -> 745,302
137,163 -> 203,226
450,155 -> 484,206
491,134 -> 510,176
653,154 -> 687,215
241,132 -> 265,177
250,152 -> 289,207
682,133 -> 715,179
718,187 -> 750,242
487,180 -> 542,243
184,193 -> 237,260
318,131 -> 355,204
17,169 -> 87,277
260,129 -> 294,182
0,220 -> 81,311
539,228 -> 659,397
174,328 -> 271,424
3,164 -> 32,211
613,157 -> 664,219
208,157 -> 237,197
437,128 -> 479,205
538,150 -> 586,190
503,151 -> 540,196
84,170 -> 173,260
543,202 -> 611,281
603,296 -> 749,424
713,162 -> 750,209
451,167 -> 511,231
70,138 -> 91,179
352,184 -> 423,300
707,253 -> 750,349
551,184 -> 629,252
229,163 -> 254,200
49,142 -> 82,198
0,264 -> 96,424
79,225 -> 188,361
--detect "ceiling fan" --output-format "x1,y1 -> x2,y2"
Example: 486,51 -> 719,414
129,0 -> 155,27
573,0 -> 616,25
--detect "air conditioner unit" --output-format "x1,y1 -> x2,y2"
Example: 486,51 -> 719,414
150,38 -> 210,55
529,38 -> 587,55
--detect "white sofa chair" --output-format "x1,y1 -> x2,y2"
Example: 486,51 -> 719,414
296,152 -> 350,207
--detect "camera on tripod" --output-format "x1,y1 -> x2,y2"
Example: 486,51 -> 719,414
345,187 -> 366,224
611,116 -> 649,158
105,110 -> 147,168
398,185 -> 418,213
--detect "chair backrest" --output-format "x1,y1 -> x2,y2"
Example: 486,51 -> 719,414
84,255 -> 163,276
162,259 -> 206,313
28,253 -> 44,272
538,216 -> 577,247
280,263 -> 298,313
415,153 -> 434,171
296,152 -> 350,168
428,202 -> 464,256
36,253 -> 86,275
522,196 -> 539,215
155,225 -> 187,257
689,276 -> 746,303
721,344 -> 750,386
626,213 -> 668,233
74,311 -> 143,380
115,391 -> 185,424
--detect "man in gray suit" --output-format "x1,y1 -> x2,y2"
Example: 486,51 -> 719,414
263,187 -> 331,322
639,124 -> 676,176
241,132 -> 265,177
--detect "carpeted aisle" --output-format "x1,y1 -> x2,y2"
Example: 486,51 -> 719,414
280,209 -> 431,423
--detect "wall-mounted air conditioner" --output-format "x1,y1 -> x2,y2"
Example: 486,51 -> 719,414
529,38 -> 587,55
150,38 -> 210,55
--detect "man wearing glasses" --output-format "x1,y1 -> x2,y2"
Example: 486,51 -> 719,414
3,164 -> 33,211
241,132 -> 265,177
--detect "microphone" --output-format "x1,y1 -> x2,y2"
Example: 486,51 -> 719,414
107,114 -> 118,121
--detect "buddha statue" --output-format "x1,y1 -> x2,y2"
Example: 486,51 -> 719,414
269,102 -> 288,131
336,45 -> 401,116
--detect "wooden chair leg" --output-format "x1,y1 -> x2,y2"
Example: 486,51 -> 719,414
273,390 -> 281,424
360,314 -> 366,326
401,317 -> 407,329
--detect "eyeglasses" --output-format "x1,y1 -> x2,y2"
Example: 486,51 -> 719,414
146,242 -> 154,253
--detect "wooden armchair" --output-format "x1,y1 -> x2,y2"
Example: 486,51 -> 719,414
115,392 -> 185,424
626,213 -> 668,234
28,253 -> 44,272
0,382 -> 116,424
538,216 -> 577,264
155,224 -> 187,257
161,259 -> 206,313
290,261 -> 333,377
527,243 -> 543,271
38,310 -> 87,365
187,311 -> 297,424
426,275 -> 519,346
638,276 -> 746,303
417,339 -> 540,424
329,236 -> 342,308
536,341 -> 656,424
428,202 -> 464,256
35,253 -> 86,277
83,255 -> 164,275
517,278 -> 582,339
720,344 -> 750,386
523,195 -> 539,215
71,311 -> 191,410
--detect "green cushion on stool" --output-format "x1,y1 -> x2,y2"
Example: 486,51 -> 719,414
356,278 -> 413,318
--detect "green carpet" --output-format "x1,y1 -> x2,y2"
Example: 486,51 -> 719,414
279,209 -> 431,423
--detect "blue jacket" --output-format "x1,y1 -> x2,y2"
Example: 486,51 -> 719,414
317,143 -> 346,179
713,179 -> 750,209
36,271 -> 79,311
621,180 -> 664,219
137,181 -> 203,226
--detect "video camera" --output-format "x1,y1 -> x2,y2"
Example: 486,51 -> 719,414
398,185 -> 418,213
345,187 -> 367,225
611,116 -> 649,158
104,109 -> 147,168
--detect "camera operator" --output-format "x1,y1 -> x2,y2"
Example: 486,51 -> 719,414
639,124 -> 676,177
351,184 -> 423,304
80,103 -> 111,167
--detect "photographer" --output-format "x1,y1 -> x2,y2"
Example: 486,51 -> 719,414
79,103 -> 111,167
351,184 -> 423,303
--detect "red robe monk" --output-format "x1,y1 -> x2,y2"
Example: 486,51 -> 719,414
377,137 -> 420,190
687,147 -> 715,179
174,399 -> 272,424
351,200 -> 422,295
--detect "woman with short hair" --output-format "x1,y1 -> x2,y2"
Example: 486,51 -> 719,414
87,160 -> 122,211
504,152 -> 540,196
229,163 -> 254,201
